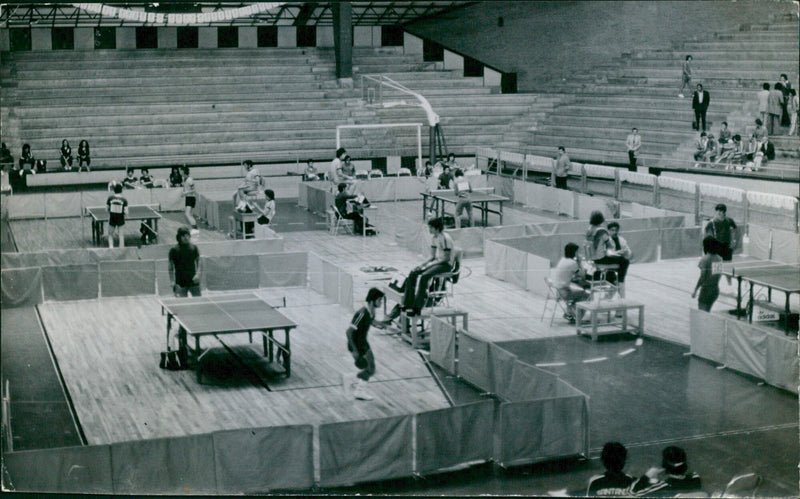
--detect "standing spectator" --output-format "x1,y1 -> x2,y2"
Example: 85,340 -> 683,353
329,147 -> 347,184
767,83 -> 785,135
452,169 -> 473,228
787,88 -> 798,136
757,83 -> 770,124
59,139 -> 73,170
692,237 -> 723,312
778,74 -> 792,127
18,143 -> 35,171
139,168 -> 154,188
554,146 -> 571,190
181,166 -> 198,234
631,446 -> 703,497
106,182 -> 128,248
717,121 -> 732,145
77,140 -> 91,172
0,143 -> 13,167
678,55 -> 692,98
168,166 -> 183,187
691,84 -> 710,132
704,203 -> 737,284
625,128 -> 641,172
168,226 -> 202,297
550,242 -> 590,323
586,442 -> 635,497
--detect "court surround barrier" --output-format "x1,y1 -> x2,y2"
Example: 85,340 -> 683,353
690,309 -> 798,394
476,148 -> 799,234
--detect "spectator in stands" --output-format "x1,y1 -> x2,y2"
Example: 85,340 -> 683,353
139,168 -> 154,188
586,211 -> 629,287
551,242 -> 590,323
303,159 -> 318,181
122,167 -> 139,189
554,146 -> 571,189
787,88 -> 798,136
693,132 -> 709,165
718,121 -> 732,145
106,182 -> 128,248
329,147 -> 347,184
767,82 -> 784,135
691,84 -> 710,132
703,133 -> 719,163
778,74 -> 792,127
757,83 -> 770,124
752,118 -> 768,154
678,55 -> 692,98
715,133 -> 741,168
631,446 -> 702,497
59,139 -> 73,170
169,166 -> 183,187
586,442 -> 635,497
704,203 -> 737,284
421,160 -> 433,177
335,182 -> 366,233
438,164 -> 453,190
77,140 -> 91,172
452,169 -> 473,228
181,166 -> 198,235
692,237 -> 723,312
625,128 -> 641,172
0,143 -> 12,167
445,152 -> 460,173
18,143 -> 35,171
606,222 -> 632,298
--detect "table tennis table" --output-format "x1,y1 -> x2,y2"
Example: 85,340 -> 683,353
159,292 -> 297,382
86,204 -> 161,245
716,260 -> 800,334
422,190 -> 510,227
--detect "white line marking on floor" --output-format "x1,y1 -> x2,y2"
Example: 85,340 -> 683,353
535,362 -> 567,367
583,356 -> 608,363
618,348 -> 635,356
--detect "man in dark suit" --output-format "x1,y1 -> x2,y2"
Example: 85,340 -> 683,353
692,84 -> 710,131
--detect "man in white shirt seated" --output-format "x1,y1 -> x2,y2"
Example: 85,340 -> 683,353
550,243 -> 591,323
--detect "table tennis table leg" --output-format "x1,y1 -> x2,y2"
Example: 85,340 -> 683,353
748,283 -> 754,323
785,293 -> 792,334
736,277 -> 743,319
284,328 -> 291,377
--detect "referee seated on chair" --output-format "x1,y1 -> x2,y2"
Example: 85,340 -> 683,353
403,217 -> 454,316
335,183 -> 369,234
586,211 -> 630,293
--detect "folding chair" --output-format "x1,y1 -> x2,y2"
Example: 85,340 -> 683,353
398,167 -> 412,177
368,169 -> 384,178
328,205 -> 354,235
542,277 -> 571,326
719,472 -> 761,497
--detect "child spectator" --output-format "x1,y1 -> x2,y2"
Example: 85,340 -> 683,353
757,83 -> 770,124
692,237 -> 723,312
631,446 -> 703,497
139,168 -> 154,188
77,140 -> 91,172
586,442 -> 635,497
550,242 -> 590,323
59,139 -> 73,170
122,168 -> 138,189
18,143 -> 35,171
169,166 -> 183,187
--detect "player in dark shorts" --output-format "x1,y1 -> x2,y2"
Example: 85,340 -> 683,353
168,226 -> 201,298
181,166 -> 198,234
106,182 -> 128,248
344,287 -> 384,400
704,203 -> 737,285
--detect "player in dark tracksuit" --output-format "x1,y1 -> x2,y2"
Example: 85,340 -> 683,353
586,442 -> 635,497
344,288 -> 384,400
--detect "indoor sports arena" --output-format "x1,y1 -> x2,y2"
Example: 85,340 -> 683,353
0,1 -> 798,496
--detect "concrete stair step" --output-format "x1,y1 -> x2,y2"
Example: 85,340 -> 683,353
531,135 -> 681,155
638,49 -> 799,60
13,87 -> 331,104
624,59 -> 797,70
682,41 -> 798,50
18,74 -> 323,89
17,106 -> 348,123
537,124 -> 698,143
15,66 -> 328,81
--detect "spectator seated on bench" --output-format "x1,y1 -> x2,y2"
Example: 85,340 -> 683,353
77,140 -> 91,172
59,139 -> 74,171
18,143 -> 35,171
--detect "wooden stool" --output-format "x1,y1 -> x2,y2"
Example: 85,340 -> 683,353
576,299 -> 644,341
400,307 -> 468,349
232,211 -> 258,239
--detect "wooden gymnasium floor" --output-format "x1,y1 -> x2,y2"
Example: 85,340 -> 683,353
3,197 -> 798,495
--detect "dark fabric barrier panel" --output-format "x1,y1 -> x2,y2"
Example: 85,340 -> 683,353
1,267 -> 43,308
319,415 -> 413,487
430,317 -> 457,373
42,264 -> 98,301
258,252 -> 308,288
99,260 -> 156,297
110,434 -> 216,495
689,309 -> 726,364
416,401 -> 495,474
506,361 -> 559,401
765,333 -> 799,394
725,319 -> 768,379
619,229 -> 659,264
496,396 -> 588,467
3,445 -> 113,493
660,227 -> 702,260
488,344 -> 518,400
458,332 -> 492,393
659,190 -> 695,214
213,425 -> 314,493
204,255 -> 260,291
